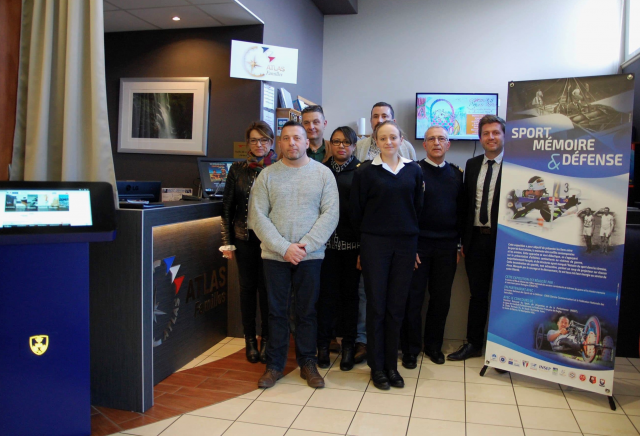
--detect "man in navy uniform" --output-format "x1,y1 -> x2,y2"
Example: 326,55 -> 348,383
401,125 -> 464,367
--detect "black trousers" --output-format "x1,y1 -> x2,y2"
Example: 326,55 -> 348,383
464,231 -> 496,349
235,230 -> 269,338
401,238 -> 457,355
361,233 -> 417,372
317,248 -> 361,348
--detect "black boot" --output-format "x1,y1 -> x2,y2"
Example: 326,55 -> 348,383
340,342 -> 355,371
259,336 -> 268,364
245,336 -> 259,363
317,345 -> 331,368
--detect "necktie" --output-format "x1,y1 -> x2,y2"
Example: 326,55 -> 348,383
479,160 -> 495,225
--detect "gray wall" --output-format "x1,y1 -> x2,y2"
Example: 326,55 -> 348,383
105,25 -> 263,188
241,0 -> 325,104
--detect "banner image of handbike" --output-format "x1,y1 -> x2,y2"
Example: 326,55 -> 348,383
482,73 -> 634,408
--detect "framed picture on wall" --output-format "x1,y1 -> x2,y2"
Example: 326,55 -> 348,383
117,77 -> 210,155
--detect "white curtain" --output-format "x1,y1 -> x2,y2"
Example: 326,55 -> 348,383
11,0 -> 116,202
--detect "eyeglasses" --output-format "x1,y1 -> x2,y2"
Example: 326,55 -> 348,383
248,138 -> 272,145
426,136 -> 448,143
330,139 -> 353,147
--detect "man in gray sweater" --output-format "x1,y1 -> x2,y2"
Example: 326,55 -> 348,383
248,121 -> 339,389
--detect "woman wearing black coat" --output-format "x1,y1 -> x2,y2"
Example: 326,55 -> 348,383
221,121 -> 277,363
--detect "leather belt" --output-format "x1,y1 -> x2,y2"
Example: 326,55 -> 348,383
474,226 -> 492,235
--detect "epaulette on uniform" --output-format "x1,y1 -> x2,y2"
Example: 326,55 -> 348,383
449,162 -> 463,173
356,163 -> 361,167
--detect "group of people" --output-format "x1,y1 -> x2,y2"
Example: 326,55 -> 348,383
220,102 -> 507,391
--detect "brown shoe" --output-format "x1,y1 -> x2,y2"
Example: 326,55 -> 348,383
258,368 -> 283,388
354,342 -> 367,364
300,360 -> 325,388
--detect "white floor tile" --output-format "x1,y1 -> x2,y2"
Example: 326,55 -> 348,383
613,379 -> 640,396
465,356 -> 487,368
159,415 -> 232,436
422,357 -> 464,367
627,415 -> 640,431
306,387 -> 364,411
411,396 -> 465,422
286,429 -> 342,436
228,337 -> 247,346
223,421 -> 287,436
221,337 -> 235,343
617,394 -> 640,416
465,366 -> 513,386
466,383 -> 517,405
415,379 -> 465,401
524,430 -> 581,436
563,389 -> 623,414
238,389 -> 263,400
212,344 -> 244,357
627,358 -> 640,368
357,391 -> 414,416
198,355 -> 223,365
616,365 -> 640,381
510,372 -> 560,390
365,376 -> 417,396
323,370 -> 371,391
466,423 -> 524,436
518,405 -> 581,433
202,343 -> 225,355
419,364 -> 465,382
573,410 -> 639,435
118,417 -> 179,436
407,417 -> 465,436
466,402 -> 522,427
396,364 -> 421,379
347,412 -> 409,436
616,357 -> 632,366
442,339 -> 465,355
514,386 -> 569,409
237,400 -> 302,427
280,367 -> 329,387
257,383 -> 315,406
291,406 -> 355,434
188,398 -> 253,420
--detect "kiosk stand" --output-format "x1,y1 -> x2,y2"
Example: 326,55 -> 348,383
0,182 -> 116,436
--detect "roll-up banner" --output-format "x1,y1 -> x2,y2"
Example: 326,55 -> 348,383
485,74 -> 635,395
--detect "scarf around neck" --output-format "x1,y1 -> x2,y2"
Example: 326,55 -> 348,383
330,155 -> 354,173
247,149 -> 277,172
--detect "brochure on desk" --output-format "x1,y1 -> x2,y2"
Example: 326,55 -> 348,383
485,74 -> 634,395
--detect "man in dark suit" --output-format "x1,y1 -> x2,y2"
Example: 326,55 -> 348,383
447,115 -> 505,361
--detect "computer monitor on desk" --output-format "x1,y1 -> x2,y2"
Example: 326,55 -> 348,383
197,158 -> 243,199
116,181 -> 161,202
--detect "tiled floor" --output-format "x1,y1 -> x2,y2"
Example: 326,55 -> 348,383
102,339 -> 640,436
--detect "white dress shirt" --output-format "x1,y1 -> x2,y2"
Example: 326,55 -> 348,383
474,151 -> 503,227
424,157 -> 446,168
372,155 -> 412,175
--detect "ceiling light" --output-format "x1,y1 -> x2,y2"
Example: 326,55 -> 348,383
172,16 -> 181,21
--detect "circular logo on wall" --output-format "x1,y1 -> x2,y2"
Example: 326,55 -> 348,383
243,45 -> 276,78
153,256 -> 185,347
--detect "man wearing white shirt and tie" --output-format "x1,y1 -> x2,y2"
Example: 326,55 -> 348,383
448,115 -> 505,361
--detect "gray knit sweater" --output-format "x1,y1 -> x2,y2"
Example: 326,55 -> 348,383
248,159 -> 339,262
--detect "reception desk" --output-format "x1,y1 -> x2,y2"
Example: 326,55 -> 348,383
89,200 -> 229,412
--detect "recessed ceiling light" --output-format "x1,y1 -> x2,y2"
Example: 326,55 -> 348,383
172,16 -> 181,21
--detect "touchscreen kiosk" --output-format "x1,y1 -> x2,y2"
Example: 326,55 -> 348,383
0,181 -> 116,245
197,158 -> 243,198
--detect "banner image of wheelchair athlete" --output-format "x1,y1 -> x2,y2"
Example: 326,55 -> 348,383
485,74 -> 634,396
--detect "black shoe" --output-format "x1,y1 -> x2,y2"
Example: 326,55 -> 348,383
371,370 -> 390,390
401,353 -> 417,369
424,348 -> 445,365
317,345 -> 331,368
245,336 -> 259,363
447,343 -> 482,361
259,336 -> 268,364
340,343 -> 355,371
387,369 -> 405,388
354,342 -> 367,364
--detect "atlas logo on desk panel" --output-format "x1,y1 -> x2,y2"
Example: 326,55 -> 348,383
153,255 -> 226,347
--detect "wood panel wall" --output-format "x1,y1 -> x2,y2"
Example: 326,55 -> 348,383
0,0 -> 22,180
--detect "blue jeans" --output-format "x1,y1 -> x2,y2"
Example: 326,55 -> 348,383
263,259 -> 323,372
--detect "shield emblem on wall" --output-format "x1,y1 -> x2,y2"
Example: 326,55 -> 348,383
30,335 -> 49,355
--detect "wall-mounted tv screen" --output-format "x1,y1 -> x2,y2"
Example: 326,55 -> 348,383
415,93 -> 499,140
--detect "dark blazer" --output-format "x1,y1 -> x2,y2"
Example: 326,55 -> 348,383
462,154 -> 502,252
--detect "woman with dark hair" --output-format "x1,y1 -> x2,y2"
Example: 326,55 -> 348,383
316,126 -> 361,371
351,120 -> 424,389
220,121 -> 277,363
